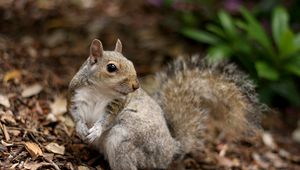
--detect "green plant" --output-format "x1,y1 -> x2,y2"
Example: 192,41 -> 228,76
181,6 -> 300,106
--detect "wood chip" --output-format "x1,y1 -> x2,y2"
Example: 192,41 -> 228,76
0,94 -> 10,108
262,132 -> 277,149
0,122 -> 10,141
45,142 -> 65,155
21,84 -> 43,97
78,166 -> 90,170
24,142 -> 43,159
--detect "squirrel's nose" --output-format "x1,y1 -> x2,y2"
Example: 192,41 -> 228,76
132,80 -> 140,91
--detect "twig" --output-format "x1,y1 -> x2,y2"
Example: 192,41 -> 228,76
0,122 -> 11,141
7,126 -> 45,135
43,156 -> 61,170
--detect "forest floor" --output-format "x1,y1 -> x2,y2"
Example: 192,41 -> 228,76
0,1 -> 300,170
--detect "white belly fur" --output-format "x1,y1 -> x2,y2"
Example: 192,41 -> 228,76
72,86 -> 113,127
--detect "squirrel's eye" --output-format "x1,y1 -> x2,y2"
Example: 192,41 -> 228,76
107,63 -> 118,73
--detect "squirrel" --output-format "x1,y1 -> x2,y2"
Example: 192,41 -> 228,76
68,39 -> 263,170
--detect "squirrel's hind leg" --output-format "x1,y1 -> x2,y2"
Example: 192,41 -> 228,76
104,126 -> 138,170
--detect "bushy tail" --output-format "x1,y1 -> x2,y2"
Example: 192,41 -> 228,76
153,56 -> 265,154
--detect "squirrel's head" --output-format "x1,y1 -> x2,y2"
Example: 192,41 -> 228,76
87,39 -> 139,97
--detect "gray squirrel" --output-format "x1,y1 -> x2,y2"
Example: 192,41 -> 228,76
68,39 -> 263,170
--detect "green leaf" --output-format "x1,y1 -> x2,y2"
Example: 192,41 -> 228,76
206,24 -> 226,38
293,33 -> 300,51
278,29 -> 296,58
272,6 -> 289,47
284,55 -> 300,76
218,11 -> 237,38
255,61 -> 279,80
240,7 -> 274,58
235,20 -> 247,30
181,28 -> 220,44
207,45 -> 232,62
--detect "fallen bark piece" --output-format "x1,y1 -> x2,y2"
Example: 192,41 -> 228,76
0,94 -> 10,108
24,142 -> 43,159
45,142 -> 65,155
21,84 -> 43,97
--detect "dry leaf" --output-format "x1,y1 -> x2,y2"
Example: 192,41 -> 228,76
262,132 -> 277,149
0,94 -> 10,108
252,153 -> 269,169
45,142 -> 65,155
96,166 -> 104,170
216,156 -> 240,167
278,149 -> 291,159
292,120 -> 300,143
10,163 -> 19,169
46,113 -> 57,122
78,165 -> 90,170
24,161 -> 51,170
50,96 -> 67,115
43,153 -> 54,161
265,152 -> 287,168
24,142 -> 43,159
64,115 -> 75,128
3,70 -> 21,82
8,129 -> 21,136
292,128 -> 300,143
66,162 -> 74,170
0,110 -> 16,125
21,84 -> 43,97
0,122 -> 10,141
217,144 -> 228,157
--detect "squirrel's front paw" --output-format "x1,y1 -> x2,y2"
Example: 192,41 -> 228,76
86,125 -> 103,143
76,122 -> 89,141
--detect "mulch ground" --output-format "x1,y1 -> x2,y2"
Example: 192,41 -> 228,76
0,1 -> 300,169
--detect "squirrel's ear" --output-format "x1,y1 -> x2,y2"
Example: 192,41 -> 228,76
90,39 -> 103,63
114,39 -> 122,53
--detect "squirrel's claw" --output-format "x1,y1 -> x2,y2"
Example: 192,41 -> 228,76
86,125 -> 103,143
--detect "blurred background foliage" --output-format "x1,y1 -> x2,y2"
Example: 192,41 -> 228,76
0,0 -> 299,110
148,0 -> 300,108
